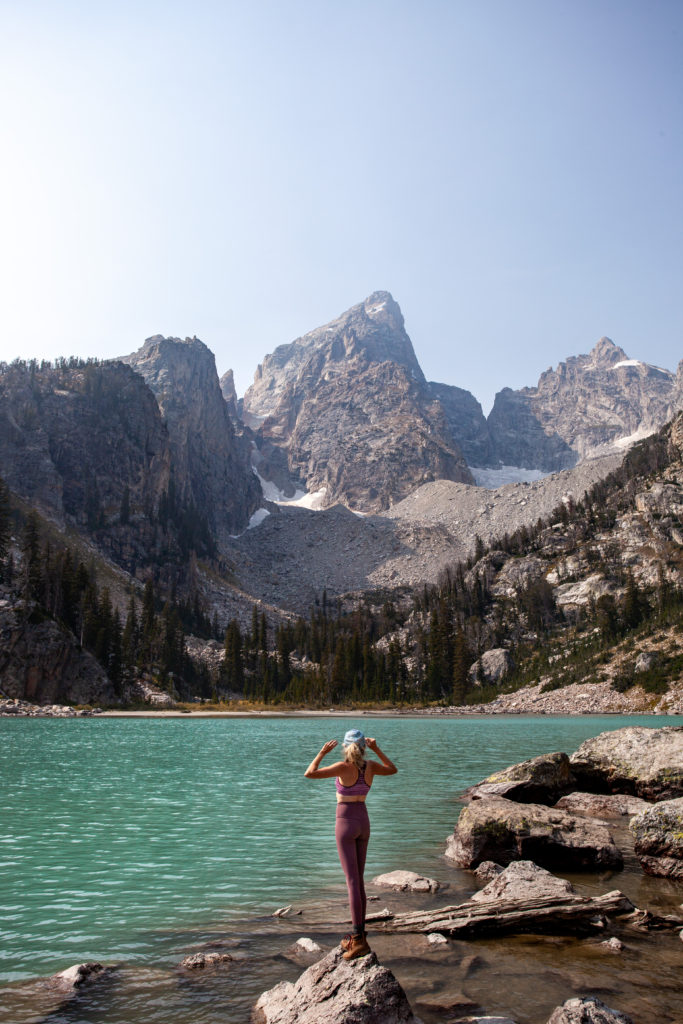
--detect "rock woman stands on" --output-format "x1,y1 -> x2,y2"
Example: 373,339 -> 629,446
304,729 -> 397,960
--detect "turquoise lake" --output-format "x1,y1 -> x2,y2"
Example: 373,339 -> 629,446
1,714 -> 680,988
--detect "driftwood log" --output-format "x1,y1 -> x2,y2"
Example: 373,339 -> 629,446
376,890 -> 636,938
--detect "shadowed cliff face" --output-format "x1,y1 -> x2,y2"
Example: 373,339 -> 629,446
242,292 -> 473,511
0,360 -> 171,528
487,337 -> 679,471
124,336 -> 261,540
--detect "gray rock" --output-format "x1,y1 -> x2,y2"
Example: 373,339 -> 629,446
445,796 -> 623,871
470,860 -> 575,903
371,870 -> 440,893
546,996 -> 634,1024
426,932 -> 448,945
569,726 -> 683,800
468,649 -> 513,687
465,751 -> 575,805
251,947 -> 418,1023
599,937 -> 624,952
473,861 -> 504,885
630,796 -> 683,878
284,938 -> 325,964
634,651 -> 657,673
555,792 -> 651,819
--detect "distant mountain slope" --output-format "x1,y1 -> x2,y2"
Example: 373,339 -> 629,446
242,291 -> 473,511
486,337 -> 679,471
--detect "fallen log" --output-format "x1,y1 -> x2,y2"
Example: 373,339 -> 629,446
377,890 -> 636,938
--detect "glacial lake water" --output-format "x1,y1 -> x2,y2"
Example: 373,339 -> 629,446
1,713 -> 682,1024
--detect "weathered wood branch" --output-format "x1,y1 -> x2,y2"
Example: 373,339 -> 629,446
377,890 -> 636,937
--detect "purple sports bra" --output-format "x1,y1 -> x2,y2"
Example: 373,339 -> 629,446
335,763 -> 371,797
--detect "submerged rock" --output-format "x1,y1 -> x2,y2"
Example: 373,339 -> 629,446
445,796 -> 623,871
554,792 -> 651,819
569,726 -> 683,801
546,996 -> 634,1023
46,962 -> 111,993
371,870 -> 440,893
251,947 -> 418,1024
178,951 -> 235,969
630,796 -> 683,878
465,751 -> 575,805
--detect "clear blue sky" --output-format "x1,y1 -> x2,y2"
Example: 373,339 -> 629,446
0,0 -> 681,412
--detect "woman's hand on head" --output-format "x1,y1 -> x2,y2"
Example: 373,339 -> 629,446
365,737 -> 378,752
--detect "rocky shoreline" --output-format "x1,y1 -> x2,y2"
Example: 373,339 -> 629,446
3,725 -> 682,1024
3,679 -> 683,719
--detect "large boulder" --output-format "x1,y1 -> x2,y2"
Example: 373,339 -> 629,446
569,726 -> 683,801
470,860 -> 575,903
554,792 -> 651,819
251,947 -> 418,1024
546,996 -> 634,1023
445,797 -> 623,871
465,752 -> 575,805
468,649 -> 513,687
629,796 -> 683,879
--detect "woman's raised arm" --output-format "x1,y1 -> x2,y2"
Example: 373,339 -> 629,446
365,737 -> 397,776
304,739 -> 344,779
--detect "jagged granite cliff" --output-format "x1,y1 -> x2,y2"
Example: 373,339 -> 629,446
242,292 -> 473,510
427,381 -> 492,466
0,360 -> 170,528
486,337 -> 678,471
124,336 -> 261,539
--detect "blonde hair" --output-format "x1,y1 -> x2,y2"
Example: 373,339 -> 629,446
344,741 -> 365,768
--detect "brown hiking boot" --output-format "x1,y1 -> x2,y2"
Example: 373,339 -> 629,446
342,934 -> 371,960
341,931 -> 367,952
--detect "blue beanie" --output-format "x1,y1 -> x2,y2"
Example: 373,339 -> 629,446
343,729 -> 365,747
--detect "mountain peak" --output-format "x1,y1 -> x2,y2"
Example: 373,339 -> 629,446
590,336 -> 628,364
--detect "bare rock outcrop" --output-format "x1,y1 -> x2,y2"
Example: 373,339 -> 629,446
445,796 -> 623,871
251,947 -> 418,1024
124,335 -> 261,539
468,648 -> 513,687
242,292 -> 473,512
630,796 -> 683,879
554,793 -> 651,819
0,359 -> 170,530
546,996 -> 634,1024
464,751 -> 575,805
487,337 -> 677,472
0,601 -> 117,706
569,726 -> 683,801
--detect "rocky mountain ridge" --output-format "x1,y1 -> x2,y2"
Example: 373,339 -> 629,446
238,292 -> 681,508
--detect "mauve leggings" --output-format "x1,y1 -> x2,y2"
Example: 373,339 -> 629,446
335,802 -> 370,929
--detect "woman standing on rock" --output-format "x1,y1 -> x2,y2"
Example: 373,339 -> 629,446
304,729 -> 397,960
